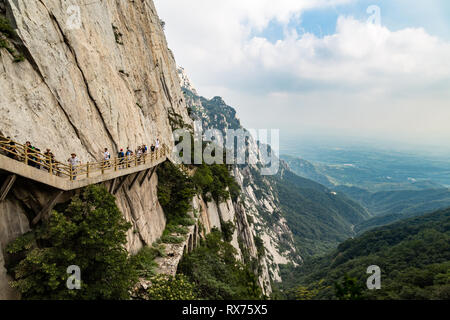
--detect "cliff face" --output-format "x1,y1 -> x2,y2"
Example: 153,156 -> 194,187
0,0 -> 191,299
1,0 -> 190,158
180,69 -> 300,291
0,0 -> 282,299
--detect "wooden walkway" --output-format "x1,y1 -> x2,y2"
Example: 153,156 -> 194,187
0,136 -> 168,191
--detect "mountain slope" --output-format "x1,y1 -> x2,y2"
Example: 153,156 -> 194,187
337,186 -> 450,233
180,69 -> 371,261
269,166 -> 370,257
279,208 -> 450,300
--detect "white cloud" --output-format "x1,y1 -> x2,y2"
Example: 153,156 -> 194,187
154,1 -> 450,147
242,17 -> 450,90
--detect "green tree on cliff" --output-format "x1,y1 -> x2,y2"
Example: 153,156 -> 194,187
6,185 -> 136,300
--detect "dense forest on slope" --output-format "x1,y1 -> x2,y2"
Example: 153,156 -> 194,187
265,166 -> 370,257
178,230 -> 263,300
336,186 -> 450,232
283,154 -> 450,234
277,208 -> 450,300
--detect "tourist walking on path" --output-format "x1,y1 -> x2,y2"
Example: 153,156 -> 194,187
155,139 -> 160,150
68,153 -> 81,180
118,149 -> 125,169
34,146 -> 41,169
136,147 -> 143,164
25,141 -> 34,167
6,137 -> 16,159
44,149 -> 54,173
126,147 -> 133,168
103,148 -> 111,168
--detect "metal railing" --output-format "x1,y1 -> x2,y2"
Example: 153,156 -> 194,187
0,135 -> 167,181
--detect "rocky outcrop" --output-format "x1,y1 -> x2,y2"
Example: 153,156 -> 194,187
179,67 -> 301,293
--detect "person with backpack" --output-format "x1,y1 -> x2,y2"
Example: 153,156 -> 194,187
126,147 -> 133,167
118,149 -> 125,169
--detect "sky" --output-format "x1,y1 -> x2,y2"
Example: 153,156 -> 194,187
154,0 -> 450,150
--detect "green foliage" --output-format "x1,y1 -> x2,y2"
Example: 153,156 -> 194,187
160,234 -> 185,244
157,161 -> 196,222
0,17 -> 24,63
268,168 -> 369,257
253,235 -> 265,260
6,185 -> 135,300
278,208 -> 450,300
147,274 -> 197,300
295,280 -> 329,300
334,275 -> 364,300
178,230 -> 263,300
193,163 -> 240,202
129,246 -> 163,279
220,220 -> 236,242
0,17 -> 16,38
165,224 -> 189,235
192,164 -> 214,197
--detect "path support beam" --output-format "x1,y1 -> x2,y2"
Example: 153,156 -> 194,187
139,169 -> 151,187
128,172 -> 141,191
32,190 -> 64,225
113,176 -> 128,195
0,174 -> 16,202
109,178 -> 117,194
148,165 -> 158,182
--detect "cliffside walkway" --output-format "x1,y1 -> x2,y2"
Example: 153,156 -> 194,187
0,136 -> 169,192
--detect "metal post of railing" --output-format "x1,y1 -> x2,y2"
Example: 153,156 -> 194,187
101,161 -> 105,175
70,164 -> 73,181
114,158 -> 118,171
87,162 -> 90,178
24,147 -> 28,165
134,155 -> 138,167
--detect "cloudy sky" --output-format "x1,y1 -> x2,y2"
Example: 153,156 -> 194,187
154,0 -> 450,149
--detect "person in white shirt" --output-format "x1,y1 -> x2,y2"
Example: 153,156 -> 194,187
103,148 -> 111,168
155,139 -> 160,150
68,153 -> 81,180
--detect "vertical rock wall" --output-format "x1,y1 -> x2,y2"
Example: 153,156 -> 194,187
0,0 -> 191,299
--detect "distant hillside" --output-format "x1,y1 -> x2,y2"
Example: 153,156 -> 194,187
337,186 -> 450,233
278,208 -> 450,300
283,154 -> 450,233
282,154 -> 445,192
184,84 -> 370,258
267,165 -> 370,257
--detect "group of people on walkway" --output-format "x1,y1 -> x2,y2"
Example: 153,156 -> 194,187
103,139 -> 160,170
1,136 -> 162,180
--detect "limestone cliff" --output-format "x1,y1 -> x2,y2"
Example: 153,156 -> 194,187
0,0 -> 190,299
0,0 -> 282,300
